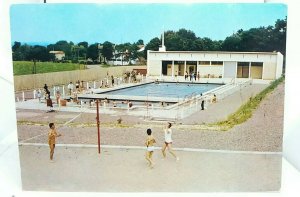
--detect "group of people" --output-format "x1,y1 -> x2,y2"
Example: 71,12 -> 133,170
47,122 -> 179,169
67,80 -> 84,95
145,122 -> 179,169
184,71 -> 200,81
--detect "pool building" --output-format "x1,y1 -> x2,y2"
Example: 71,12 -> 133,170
147,50 -> 283,80
75,37 -> 283,120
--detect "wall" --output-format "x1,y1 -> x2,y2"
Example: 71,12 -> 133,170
223,61 -> 236,78
147,60 -> 161,76
198,65 -> 223,77
14,65 -> 146,91
262,62 -> 277,80
276,52 -> 284,78
147,51 -> 282,80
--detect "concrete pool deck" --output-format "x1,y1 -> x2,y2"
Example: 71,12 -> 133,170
15,83 -> 268,124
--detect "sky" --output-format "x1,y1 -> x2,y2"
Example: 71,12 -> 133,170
10,3 -> 287,45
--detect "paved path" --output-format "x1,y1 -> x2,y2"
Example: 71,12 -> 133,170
19,145 -> 281,192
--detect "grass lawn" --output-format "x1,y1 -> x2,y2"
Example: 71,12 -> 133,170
213,76 -> 285,130
13,61 -> 86,75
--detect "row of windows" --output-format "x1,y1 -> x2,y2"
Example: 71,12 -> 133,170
165,61 -> 263,66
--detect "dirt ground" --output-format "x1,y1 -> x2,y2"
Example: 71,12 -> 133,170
16,81 -> 285,192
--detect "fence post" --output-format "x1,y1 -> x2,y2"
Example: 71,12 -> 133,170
94,81 -> 96,89
22,91 -> 25,101
62,85 -> 65,98
33,90 -> 36,99
87,82 -> 89,90
53,86 -> 56,98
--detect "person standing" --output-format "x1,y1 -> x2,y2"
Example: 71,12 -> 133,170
37,89 -> 41,103
48,123 -> 62,161
197,71 -> 200,81
145,128 -> 156,168
161,122 -> 179,161
189,72 -> 193,81
111,75 -> 115,87
185,71 -> 188,81
67,82 -> 73,95
56,89 -> 61,105
75,80 -> 80,92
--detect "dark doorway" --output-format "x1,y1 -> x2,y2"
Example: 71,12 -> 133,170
162,61 -> 171,75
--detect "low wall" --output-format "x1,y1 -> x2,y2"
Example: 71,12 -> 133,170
14,65 -> 146,91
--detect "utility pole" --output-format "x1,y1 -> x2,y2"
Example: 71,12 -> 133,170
96,99 -> 101,154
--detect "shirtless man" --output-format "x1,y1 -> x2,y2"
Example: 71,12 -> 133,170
48,123 -> 62,161
145,128 -> 156,168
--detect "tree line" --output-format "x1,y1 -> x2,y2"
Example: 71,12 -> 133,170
12,18 -> 286,64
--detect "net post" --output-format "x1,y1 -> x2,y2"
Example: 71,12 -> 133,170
96,99 -> 101,154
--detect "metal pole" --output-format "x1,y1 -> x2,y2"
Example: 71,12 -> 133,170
96,99 -> 101,154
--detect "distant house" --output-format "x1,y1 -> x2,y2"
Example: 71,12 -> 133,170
49,51 -> 65,61
137,45 -> 145,52
108,49 -> 136,66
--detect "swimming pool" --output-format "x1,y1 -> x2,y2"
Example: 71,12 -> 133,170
100,82 -> 222,98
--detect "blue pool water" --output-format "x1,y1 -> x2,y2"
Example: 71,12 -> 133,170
100,82 -> 222,98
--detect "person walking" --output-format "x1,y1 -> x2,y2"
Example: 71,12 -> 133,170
145,128 -> 156,168
48,123 -> 62,161
161,122 -> 179,161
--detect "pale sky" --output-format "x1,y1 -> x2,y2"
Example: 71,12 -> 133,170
10,3 -> 287,44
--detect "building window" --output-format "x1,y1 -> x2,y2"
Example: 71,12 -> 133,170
199,61 -> 210,65
237,62 -> 249,66
251,62 -> 263,67
211,61 -> 223,66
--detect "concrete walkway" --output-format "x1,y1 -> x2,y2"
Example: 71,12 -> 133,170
19,145 -> 281,192
15,83 -> 268,124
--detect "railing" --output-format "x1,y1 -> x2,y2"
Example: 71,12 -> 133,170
16,77 -> 253,121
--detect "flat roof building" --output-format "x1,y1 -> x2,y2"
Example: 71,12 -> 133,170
147,50 -> 283,80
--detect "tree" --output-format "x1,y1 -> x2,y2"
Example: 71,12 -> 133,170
12,41 -> 21,52
136,39 -> 144,45
221,34 -> 242,51
78,41 -> 88,49
144,37 -> 160,58
101,41 -> 114,63
27,45 -> 53,61
87,43 -> 99,62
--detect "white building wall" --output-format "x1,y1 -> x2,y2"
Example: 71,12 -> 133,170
148,51 -> 278,63
276,52 -> 284,79
198,66 -> 223,77
223,61 -> 237,78
262,62 -> 277,80
147,60 -> 162,76
55,54 -> 65,60
147,51 -> 283,80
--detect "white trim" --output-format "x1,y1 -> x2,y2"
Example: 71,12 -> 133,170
262,62 -> 265,80
235,61 -> 238,78
249,62 -> 251,79
19,143 -> 282,155
172,60 -> 174,77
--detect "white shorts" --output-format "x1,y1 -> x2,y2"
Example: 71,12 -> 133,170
147,146 -> 155,152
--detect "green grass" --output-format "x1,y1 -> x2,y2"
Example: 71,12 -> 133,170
13,61 -> 86,75
212,76 -> 285,131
